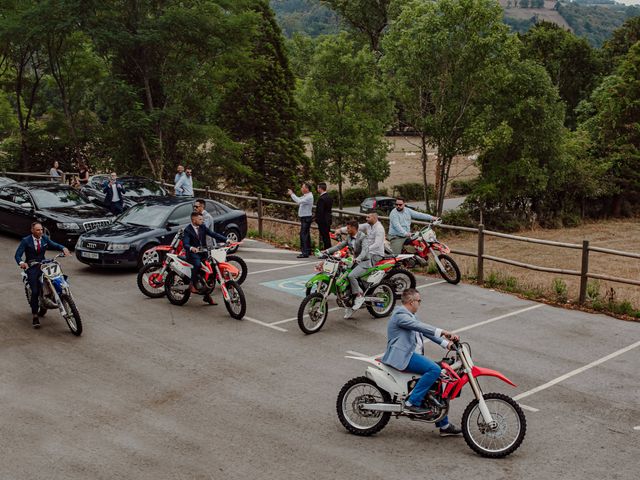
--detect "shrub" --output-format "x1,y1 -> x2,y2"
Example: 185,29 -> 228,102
327,186 -> 387,207
552,278 -> 568,303
441,207 -> 476,227
449,178 -> 479,196
586,280 -> 601,302
393,182 -> 433,201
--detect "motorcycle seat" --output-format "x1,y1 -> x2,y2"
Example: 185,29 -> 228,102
374,357 -> 412,374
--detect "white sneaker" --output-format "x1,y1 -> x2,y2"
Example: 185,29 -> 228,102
353,295 -> 365,310
343,308 -> 354,319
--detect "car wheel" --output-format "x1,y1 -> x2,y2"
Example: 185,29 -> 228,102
225,228 -> 241,254
137,243 -> 156,269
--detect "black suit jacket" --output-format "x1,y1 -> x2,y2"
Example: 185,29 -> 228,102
183,224 -> 227,251
103,181 -> 126,205
316,192 -> 333,226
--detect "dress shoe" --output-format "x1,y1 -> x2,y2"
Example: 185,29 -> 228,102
32,316 -> 41,329
190,285 -> 198,294
297,254 -> 309,258
203,295 -> 218,305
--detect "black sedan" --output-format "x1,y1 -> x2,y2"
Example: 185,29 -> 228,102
81,175 -> 167,209
75,197 -> 247,267
0,182 -> 113,247
0,176 -> 16,187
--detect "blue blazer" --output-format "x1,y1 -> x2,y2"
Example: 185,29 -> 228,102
15,235 -> 65,265
103,181 -> 126,205
381,306 -> 448,371
182,224 -> 226,251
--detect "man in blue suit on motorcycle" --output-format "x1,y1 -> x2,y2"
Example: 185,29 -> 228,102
15,222 -> 70,328
381,288 -> 462,436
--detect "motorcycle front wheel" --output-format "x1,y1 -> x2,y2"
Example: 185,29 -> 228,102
305,280 -> 330,297
436,254 -> 461,284
225,255 -> 247,285
60,293 -> 82,336
297,293 -> 329,334
461,392 -> 527,458
223,280 -> 246,320
165,272 -> 191,306
137,262 -> 166,298
365,281 -> 396,318
337,376 -> 391,436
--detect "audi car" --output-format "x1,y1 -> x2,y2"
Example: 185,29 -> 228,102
0,182 -> 113,247
81,175 -> 168,209
75,197 -> 247,268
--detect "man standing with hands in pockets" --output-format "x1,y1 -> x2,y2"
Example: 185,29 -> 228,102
287,182 -> 314,258
315,182 -> 333,250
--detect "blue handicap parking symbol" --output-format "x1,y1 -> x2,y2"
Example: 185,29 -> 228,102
260,274 -> 316,298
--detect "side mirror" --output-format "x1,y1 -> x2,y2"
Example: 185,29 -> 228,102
87,196 -> 96,201
165,221 -> 178,230
20,202 -> 33,210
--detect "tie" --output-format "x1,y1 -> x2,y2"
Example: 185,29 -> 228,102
36,239 -> 41,254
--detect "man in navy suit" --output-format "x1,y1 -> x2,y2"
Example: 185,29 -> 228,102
183,212 -> 227,303
103,171 -> 126,215
15,222 -> 70,328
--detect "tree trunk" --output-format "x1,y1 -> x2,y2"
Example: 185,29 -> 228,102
420,133 -> 431,211
337,157 -> 343,211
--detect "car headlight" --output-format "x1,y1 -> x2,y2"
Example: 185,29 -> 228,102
57,222 -> 81,230
107,243 -> 130,251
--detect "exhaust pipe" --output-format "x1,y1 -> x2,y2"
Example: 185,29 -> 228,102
360,403 -> 403,413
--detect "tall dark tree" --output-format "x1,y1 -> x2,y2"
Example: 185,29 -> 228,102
218,0 -> 306,196
602,16 -> 640,73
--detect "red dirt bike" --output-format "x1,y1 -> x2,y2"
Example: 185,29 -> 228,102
314,231 -> 416,297
163,245 -> 247,320
337,339 -> 526,458
387,219 -> 461,284
137,229 -> 247,298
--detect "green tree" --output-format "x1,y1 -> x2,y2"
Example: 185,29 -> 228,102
520,21 -> 601,129
218,0 -> 306,197
298,33 -> 393,208
579,42 -> 640,216
602,16 -> 640,72
381,0 -> 517,215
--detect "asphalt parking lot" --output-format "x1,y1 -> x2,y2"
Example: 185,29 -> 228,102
1,233 -> 638,479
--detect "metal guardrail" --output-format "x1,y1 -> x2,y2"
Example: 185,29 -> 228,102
4,172 -> 637,304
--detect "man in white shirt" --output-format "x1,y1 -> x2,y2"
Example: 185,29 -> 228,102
287,182 -> 314,258
174,165 -> 185,185
102,172 -> 126,215
175,167 -> 194,196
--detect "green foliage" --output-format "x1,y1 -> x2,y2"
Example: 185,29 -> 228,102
586,279 -> 601,302
602,16 -> 640,73
552,278 -> 568,303
503,14 -> 538,34
298,32 -> 393,208
449,178 -> 479,196
270,0 -> 340,37
393,182 -> 432,201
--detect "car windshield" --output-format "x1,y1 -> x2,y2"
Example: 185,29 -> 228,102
31,188 -> 90,208
116,203 -> 168,227
122,180 -> 165,198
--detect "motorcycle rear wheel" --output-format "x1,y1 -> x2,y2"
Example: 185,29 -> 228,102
137,262 -> 166,298
60,293 -> 82,336
225,255 -> 247,285
436,254 -> 461,284
365,281 -> 396,318
297,293 -> 329,334
165,271 -> 191,306
461,392 -> 526,458
386,268 -> 416,297
223,280 -> 246,320
337,376 -> 391,436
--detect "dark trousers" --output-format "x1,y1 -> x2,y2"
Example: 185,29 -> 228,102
26,266 -> 41,314
317,220 -> 332,250
299,216 -> 312,255
187,252 -> 205,286
108,201 -> 124,215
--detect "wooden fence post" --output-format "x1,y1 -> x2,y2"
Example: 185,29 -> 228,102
205,186 -> 210,199
477,223 -> 484,285
579,240 -> 590,305
257,193 -> 263,237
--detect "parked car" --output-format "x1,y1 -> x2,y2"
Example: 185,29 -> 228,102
75,197 -> 247,268
360,196 -> 419,215
81,175 -> 167,209
0,182 -> 113,247
0,176 -> 16,187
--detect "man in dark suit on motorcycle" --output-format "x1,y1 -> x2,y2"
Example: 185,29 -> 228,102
14,222 -> 70,328
183,212 -> 228,303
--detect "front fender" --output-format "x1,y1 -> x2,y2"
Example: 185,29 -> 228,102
446,366 -> 516,400
306,272 -> 330,288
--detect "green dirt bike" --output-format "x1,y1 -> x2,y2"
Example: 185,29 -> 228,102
298,254 -> 397,334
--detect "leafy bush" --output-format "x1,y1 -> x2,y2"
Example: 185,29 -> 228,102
326,186 -> 388,207
449,178 -> 479,196
552,278 -> 568,303
441,207 -> 477,228
393,182 -> 433,201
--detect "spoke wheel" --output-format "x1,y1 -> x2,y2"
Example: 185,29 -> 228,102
225,255 -> 247,285
462,392 -> 527,458
387,268 -> 416,297
297,293 -> 329,334
337,377 -> 391,436
223,280 -> 246,320
365,281 -> 396,318
60,293 -> 82,336
137,262 -> 166,298
165,271 -> 191,306
436,254 -> 461,284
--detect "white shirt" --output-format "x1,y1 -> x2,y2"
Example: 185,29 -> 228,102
111,183 -> 120,202
415,332 -> 424,354
32,235 -> 42,251
290,192 -> 313,217
358,221 -> 386,258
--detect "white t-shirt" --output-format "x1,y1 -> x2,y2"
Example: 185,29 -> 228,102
111,183 -> 120,202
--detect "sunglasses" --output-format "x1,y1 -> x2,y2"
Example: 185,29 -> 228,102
396,203 -> 404,207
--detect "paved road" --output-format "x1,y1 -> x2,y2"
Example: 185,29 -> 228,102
1,233 -> 638,479
343,196 -> 466,215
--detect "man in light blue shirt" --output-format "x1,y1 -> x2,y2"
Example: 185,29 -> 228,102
388,197 -> 438,254
174,165 -> 185,185
287,182 -> 314,258
175,167 -> 194,196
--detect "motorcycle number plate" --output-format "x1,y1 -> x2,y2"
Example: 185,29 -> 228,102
42,263 -> 62,277
81,251 -> 99,259
323,261 -> 338,274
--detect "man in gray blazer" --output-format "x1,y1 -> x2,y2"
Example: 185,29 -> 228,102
381,288 -> 462,436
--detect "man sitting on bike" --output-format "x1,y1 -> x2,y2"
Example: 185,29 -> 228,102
183,212 -> 227,303
381,288 -> 462,436
14,222 -> 70,329
388,197 -> 438,255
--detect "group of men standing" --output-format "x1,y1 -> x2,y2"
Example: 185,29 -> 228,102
287,182 -> 333,258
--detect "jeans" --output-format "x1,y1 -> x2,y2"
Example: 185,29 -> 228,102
406,352 -> 448,428
26,266 -> 41,314
299,216 -> 312,255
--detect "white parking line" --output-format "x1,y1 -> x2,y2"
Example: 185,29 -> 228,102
244,259 -> 306,265
519,404 -> 540,413
244,316 -> 288,332
241,247 -> 299,255
248,263 -> 312,276
634,426 -> 640,431
270,307 -> 341,326
453,304 -> 544,334
514,340 -> 640,401
346,350 -> 369,357
416,280 -> 447,289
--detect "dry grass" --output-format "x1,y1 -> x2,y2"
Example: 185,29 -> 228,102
248,217 -> 640,317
